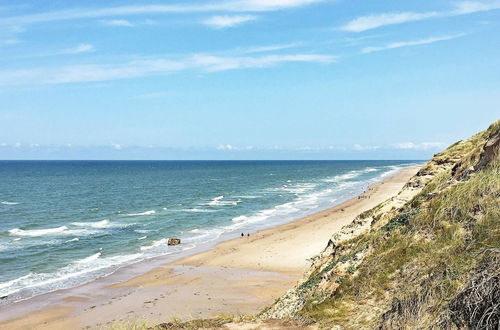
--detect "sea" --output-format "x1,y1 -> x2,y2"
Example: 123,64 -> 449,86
0,160 -> 420,304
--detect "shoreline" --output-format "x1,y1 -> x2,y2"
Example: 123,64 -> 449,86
0,166 -> 420,330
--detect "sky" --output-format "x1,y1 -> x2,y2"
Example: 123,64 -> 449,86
0,0 -> 499,160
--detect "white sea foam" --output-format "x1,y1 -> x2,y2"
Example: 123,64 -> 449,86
183,228 -> 225,243
125,210 -> 155,217
75,252 -> 101,264
208,195 -> 224,205
71,219 -> 110,228
140,239 -> 167,251
0,273 -> 33,290
323,167 -> 380,183
0,252 -> 144,299
180,208 -> 216,213
65,238 -> 79,243
8,226 -> 98,238
205,195 -> 240,207
8,226 -> 69,237
1,201 -> 19,205
137,236 -> 147,240
265,182 -> 317,195
232,215 -> 248,222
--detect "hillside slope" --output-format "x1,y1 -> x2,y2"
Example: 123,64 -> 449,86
260,120 -> 499,329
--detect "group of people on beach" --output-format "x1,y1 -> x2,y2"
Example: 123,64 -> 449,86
241,233 -> 250,237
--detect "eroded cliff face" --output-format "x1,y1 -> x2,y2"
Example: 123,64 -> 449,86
261,120 -> 500,329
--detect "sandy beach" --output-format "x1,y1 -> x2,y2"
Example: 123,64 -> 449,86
0,166 -> 420,330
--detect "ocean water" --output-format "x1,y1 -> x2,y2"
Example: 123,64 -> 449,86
0,160 -> 419,304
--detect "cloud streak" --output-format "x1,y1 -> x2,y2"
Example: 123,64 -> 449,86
341,1 -> 500,32
361,34 -> 465,53
101,19 -> 134,27
0,53 -> 335,85
342,12 -> 439,33
61,43 -> 95,54
0,0 -> 331,26
241,42 -> 303,53
392,142 -> 446,150
202,15 -> 257,28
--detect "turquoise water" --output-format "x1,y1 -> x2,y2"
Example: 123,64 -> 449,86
0,160 -> 419,303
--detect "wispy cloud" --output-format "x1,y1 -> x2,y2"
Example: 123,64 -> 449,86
353,144 -> 380,151
392,142 -> 446,150
241,42 -> 303,53
0,0 -> 331,26
217,144 -> 254,151
453,0 -> 500,14
190,53 -> 335,72
202,15 -> 257,28
101,19 -> 134,27
61,43 -> 95,54
111,143 -> 123,150
341,1 -> 500,32
342,12 -> 439,33
0,53 -> 335,85
362,34 -> 465,54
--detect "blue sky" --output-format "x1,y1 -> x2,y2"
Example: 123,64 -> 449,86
0,0 -> 499,160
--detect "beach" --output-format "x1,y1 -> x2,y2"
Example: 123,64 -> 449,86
0,166 -> 420,330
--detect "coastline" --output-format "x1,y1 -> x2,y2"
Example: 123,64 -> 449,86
0,166 -> 420,330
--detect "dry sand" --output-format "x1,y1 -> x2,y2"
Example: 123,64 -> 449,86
0,166 -> 420,330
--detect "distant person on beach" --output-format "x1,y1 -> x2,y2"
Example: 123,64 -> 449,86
241,233 -> 244,237
247,233 -> 250,237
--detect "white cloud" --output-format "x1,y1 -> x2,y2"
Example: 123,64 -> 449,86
202,15 -> 257,28
241,42 -> 302,53
342,12 -> 439,32
112,143 -> 123,150
101,19 -> 134,27
392,142 -> 446,150
453,0 -> 500,14
0,0 -> 331,26
353,144 -> 380,151
362,34 -> 465,54
341,1 -> 500,32
191,53 -> 334,72
217,144 -> 237,150
0,53 -> 335,85
216,144 -> 254,151
62,43 -> 95,54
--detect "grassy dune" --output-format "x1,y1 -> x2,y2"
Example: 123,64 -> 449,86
287,120 -> 499,329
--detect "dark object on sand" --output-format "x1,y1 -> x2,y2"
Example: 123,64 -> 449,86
167,238 -> 181,246
247,233 -> 250,237
241,233 -> 244,237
